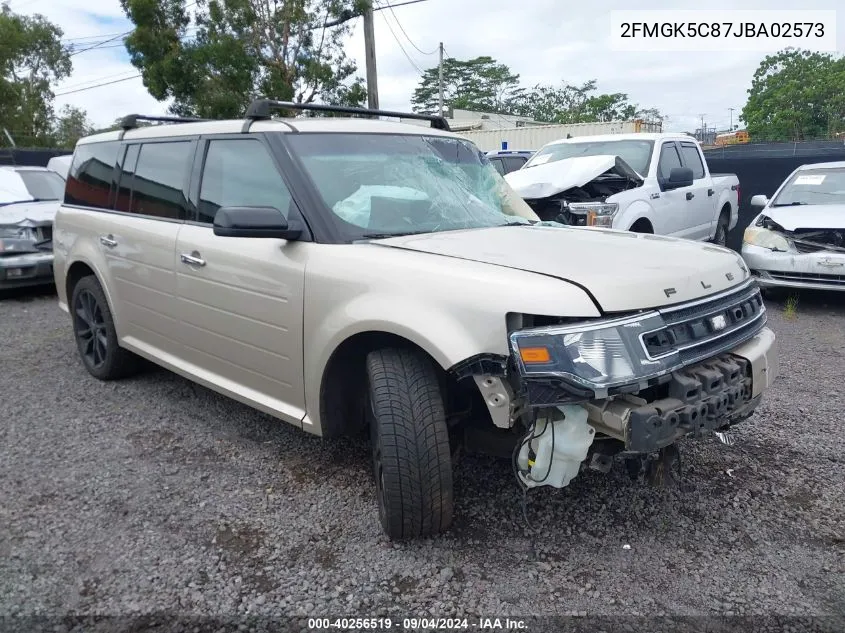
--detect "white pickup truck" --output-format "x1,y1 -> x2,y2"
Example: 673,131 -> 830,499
504,133 -> 740,245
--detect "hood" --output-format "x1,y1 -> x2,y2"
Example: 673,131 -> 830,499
373,225 -> 749,313
763,204 -> 845,231
504,155 -> 643,200
0,200 -> 60,226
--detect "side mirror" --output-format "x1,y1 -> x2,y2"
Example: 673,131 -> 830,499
750,194 -> 769,208
663,167 -> 694,190
212,206 -> 302,240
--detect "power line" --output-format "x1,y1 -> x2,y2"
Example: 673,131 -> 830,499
377,0 -> 436,55
57,71 -> 140,92
377,10 -> 424,74
54,74 -> 141,97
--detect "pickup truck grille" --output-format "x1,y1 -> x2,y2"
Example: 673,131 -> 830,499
640,280 -> 766,365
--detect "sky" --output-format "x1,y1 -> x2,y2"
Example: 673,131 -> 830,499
10,0 -> 845,134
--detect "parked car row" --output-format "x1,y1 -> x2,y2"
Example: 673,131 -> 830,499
41,102 -> 779,541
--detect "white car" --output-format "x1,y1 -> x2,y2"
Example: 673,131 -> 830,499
504,133 -> 740,245
0,166 -> 65,289
741,161 -> 845,293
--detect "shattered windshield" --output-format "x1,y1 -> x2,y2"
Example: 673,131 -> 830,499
772,168 -> 845,207
524,140 -> 655,176
286,133 -> 539,239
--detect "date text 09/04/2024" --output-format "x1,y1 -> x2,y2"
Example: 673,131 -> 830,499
307,617 -> 527,630
620,21 -> 825,39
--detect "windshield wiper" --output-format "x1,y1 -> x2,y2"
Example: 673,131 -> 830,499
358,231 -> 423,240
771,202 -> 807,207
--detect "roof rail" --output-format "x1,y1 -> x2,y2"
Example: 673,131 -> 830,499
118,114 -> 210,139
241,99 -> 451,133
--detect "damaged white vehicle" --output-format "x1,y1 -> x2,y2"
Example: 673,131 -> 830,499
742,162 -> 845,293
0,166 -> 64,289
505,133 -> 740,245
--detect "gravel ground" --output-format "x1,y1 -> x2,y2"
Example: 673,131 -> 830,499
1,286 -> 844,630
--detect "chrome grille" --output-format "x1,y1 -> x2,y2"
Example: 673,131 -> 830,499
640,280 -> 766,366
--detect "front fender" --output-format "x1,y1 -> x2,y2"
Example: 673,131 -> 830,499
617,198 -> 658,233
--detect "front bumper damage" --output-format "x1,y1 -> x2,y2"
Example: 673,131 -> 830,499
743,243 -> 845,292
0,250 -> 55,288
582,327 -> 776,453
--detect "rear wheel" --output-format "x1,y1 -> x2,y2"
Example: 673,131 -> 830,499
70,275 -> 141,380
711,211 -> 729,247
366,348 -> 453,539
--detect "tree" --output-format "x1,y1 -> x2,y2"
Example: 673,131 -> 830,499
741,48 -> 845,141
121,0 -> 369,119
0,3 -> 72,147
411,56 -> 524,115
51,105 -> 93,148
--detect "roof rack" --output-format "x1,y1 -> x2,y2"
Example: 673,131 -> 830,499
118,114 -> 210,139
242,99 -> 451,133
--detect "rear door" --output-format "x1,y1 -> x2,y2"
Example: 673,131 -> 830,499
652,141 -> 696,238
677,141 -> 714,240
99,138 -> 195,354
173,135 -> 307,425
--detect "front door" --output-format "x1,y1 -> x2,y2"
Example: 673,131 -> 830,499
653,141 -> 701,239
173,136 -> 307,425
678,141 -> 715,240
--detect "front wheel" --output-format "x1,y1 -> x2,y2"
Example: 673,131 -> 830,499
366,348 -> 453,539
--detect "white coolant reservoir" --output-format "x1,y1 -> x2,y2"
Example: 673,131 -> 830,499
517,405 -> 595,489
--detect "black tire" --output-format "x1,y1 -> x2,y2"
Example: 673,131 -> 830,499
711,211 -> 729,246
70,275 -> 141,380
366,348 -> 453,539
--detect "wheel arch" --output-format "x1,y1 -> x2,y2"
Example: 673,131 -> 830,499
317,330 -> 455,438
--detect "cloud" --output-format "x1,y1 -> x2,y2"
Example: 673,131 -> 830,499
16,0 -> 845,133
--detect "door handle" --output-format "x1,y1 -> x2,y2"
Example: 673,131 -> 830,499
180,252 -> 206,267
686,192 -> 695,200
708,188 -> 715,196
99,234 -> 117,248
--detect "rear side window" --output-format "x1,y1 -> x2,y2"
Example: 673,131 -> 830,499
197,138 -> 293,224
64,141 -> 119,209
679,143 -> 705,179
129,141 -> 192,220
503,156 -> 526,173
658,144 -> 683,180
489,158 -> 505,175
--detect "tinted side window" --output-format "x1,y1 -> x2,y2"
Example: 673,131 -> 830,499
679,143 -> 705,179
503,156 -> 526,173
130,141 -> 192,220
114,144 -> 139,213
489,158 -> 505,175
658,144 -> 683,180
64,141 -> 119,209
197,139 -> 293,224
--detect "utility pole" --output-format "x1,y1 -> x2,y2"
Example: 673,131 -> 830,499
363,3 -> 379,109
438,42 -> 444,117
698,113 -> 706,141
728,107 -> 735,130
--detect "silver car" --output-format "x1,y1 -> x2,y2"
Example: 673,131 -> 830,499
0,166 -> 65,289
742,161 -> 845,293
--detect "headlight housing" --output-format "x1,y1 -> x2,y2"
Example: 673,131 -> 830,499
0,226 -> 37,253
510,312 -> 678,393
568,202 -> 619,228
743,226 -> 790,252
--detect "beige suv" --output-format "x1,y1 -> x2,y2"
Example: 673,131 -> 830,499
53,101 -> 777,539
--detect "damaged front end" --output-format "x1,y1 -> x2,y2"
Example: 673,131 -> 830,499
457,280 -> 777,491
506,155 -> 643,228
742,214 -> 845,291
0,219 -> 55,288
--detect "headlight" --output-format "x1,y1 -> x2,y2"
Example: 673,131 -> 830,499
0,227 -> 29,239
510,312 -> 679,392
568,202 -> 619,228
0,226 -> 36,252
743,226 -> 789,252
